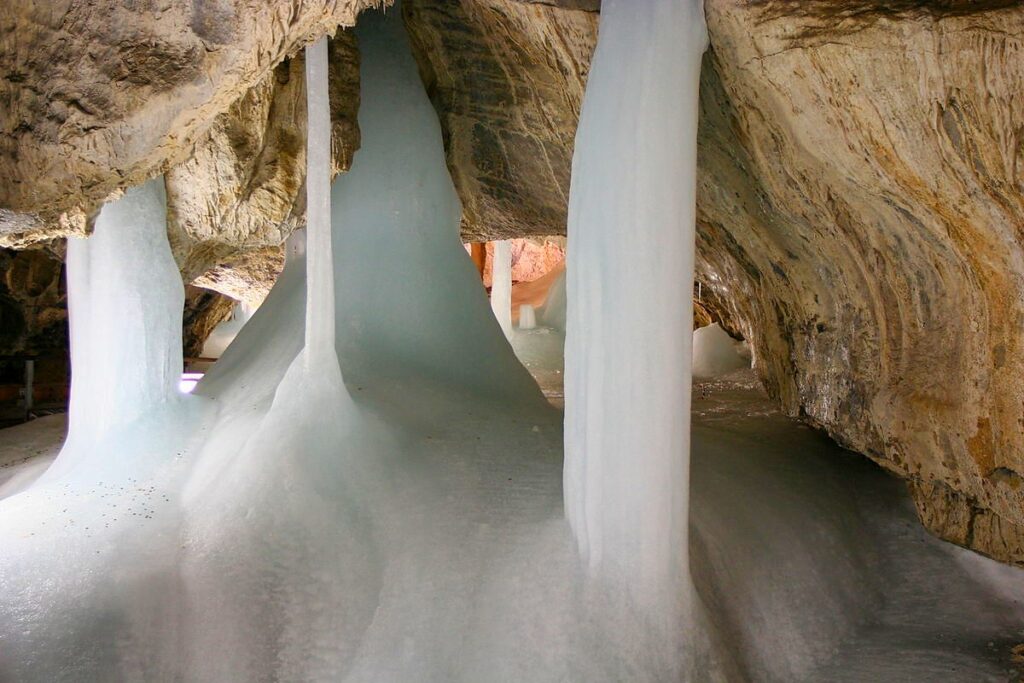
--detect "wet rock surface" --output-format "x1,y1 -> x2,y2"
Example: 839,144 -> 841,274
403,0 -> 596,240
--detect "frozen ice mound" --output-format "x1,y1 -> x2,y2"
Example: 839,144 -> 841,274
693,323 -> 751,379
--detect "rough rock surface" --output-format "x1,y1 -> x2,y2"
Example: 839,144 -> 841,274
0,0 -> 381,242
182,286 -> 235,359
695,0 -> 1024,565
0,248 -> 66,356
404,0 -> 596,240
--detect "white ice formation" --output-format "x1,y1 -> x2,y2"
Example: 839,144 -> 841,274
692,322 -> 751,379
490,239 -> 513,337
563,3 -> 708,674
518,303 -> 537,330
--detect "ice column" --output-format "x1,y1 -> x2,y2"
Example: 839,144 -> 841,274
304,37 -> 335,360
491,240 -> 513,337
60,178 -> 184,459
563,0 -> 708,595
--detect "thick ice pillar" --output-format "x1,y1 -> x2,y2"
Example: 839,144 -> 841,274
491,240 -> 513,337
563,0 -> 708,596
61,178 -> 184,454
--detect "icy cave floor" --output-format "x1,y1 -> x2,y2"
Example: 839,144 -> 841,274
1,359 -> 1021,681
689,370 -> 1024,681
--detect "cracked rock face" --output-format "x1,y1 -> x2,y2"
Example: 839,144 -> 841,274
695,0 -> 1024,565
0,0 -> 379,242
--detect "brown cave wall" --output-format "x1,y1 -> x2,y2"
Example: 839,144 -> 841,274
403,0 -> 596,241
694,0 -> 1024,565
0,0 -> 383,247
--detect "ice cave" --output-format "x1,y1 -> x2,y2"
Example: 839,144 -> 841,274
1,0 -> 1023,681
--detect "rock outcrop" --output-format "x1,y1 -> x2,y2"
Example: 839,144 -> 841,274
0,0 -> 380,246
695,0 -> 1024,565
0,247 -> 66,356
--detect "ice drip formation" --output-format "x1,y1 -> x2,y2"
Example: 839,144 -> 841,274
2,1 -> 1023,682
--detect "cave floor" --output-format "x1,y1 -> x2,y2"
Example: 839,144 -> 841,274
691,370 -> 1024,681
0,369 -> 1021,680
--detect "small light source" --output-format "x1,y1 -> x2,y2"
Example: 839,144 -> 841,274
179,372 -> 204,394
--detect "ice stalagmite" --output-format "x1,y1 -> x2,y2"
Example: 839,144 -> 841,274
178,35 -> 377,682
519,304 -> 537,330
564,0 -> 708,599
330,10 -> 538,400
491,240 -> 513,337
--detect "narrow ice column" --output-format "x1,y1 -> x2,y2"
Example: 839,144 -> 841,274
491,240 -> 513,337
563,0 -> 708,595
303,37 -> 335,362
63,178 -> 184,450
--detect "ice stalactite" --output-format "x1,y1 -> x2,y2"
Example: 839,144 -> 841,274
518,304 -> 537,330
541,270 -> 567,332
490,240 -> 513,337
563,0 -> 708,609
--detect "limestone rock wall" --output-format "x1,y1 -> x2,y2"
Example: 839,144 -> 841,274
696,0 -> 1024,565
0,0 -> 381,246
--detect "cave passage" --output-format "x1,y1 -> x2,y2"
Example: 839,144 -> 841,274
0,1 -> 1022,682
